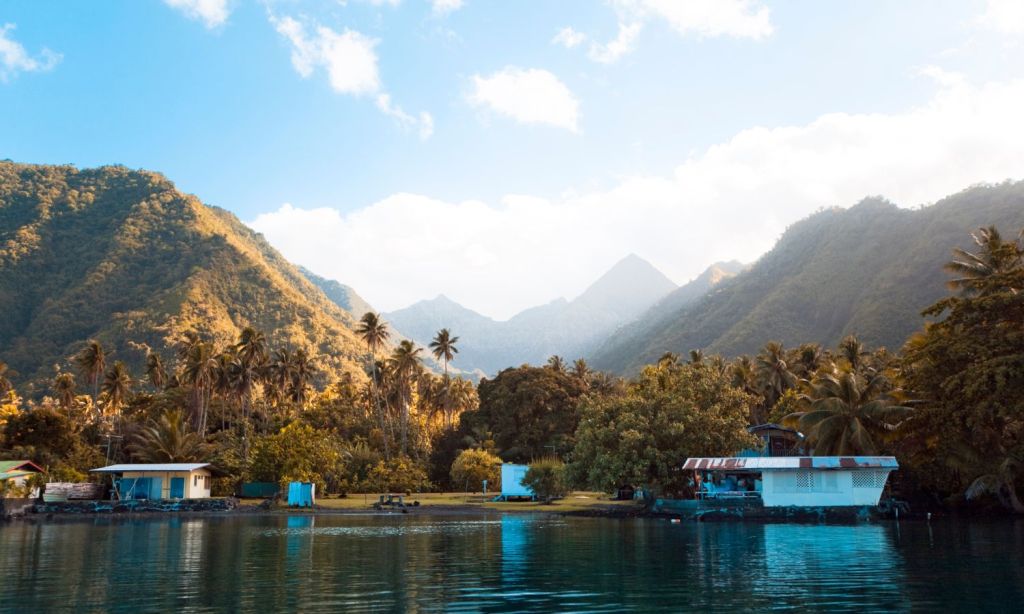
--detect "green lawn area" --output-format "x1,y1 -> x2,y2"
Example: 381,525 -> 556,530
305,491 -> 642,514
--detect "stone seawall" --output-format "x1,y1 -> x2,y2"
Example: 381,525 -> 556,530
32,498 -> 239,515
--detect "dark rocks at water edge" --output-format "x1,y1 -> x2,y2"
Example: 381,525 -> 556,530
31,498 -> 240,515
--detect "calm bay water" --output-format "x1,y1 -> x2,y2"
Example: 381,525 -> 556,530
1,513 -> 1022,612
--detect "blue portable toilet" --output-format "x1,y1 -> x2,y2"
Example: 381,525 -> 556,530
496,464 -> 534,501
287,481 -> 316,507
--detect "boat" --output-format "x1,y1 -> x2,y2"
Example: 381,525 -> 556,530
653,456 -> 900,521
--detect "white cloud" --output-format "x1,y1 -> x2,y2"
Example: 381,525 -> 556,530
430,0 -> 464,16
552,27 -> 587,49
467,67 -> 580,132
164,0 -> 230,29
0,23 -> 61,82
566,0 -> 772,64
976,0 -> 1024,35
250,74 -> 1024,320
272,15 -> 380,95
629,0 -> 773,40
588,21 -> 643,63
271,14 -> 432,137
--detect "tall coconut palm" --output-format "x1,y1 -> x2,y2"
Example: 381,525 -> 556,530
429,328 -> 460,427
356,312 -> 392,457
0,361 -> 12,395
181,340 -> 218,435
838,334 -> 868,373
145,352 -> 167,390
289,348 -> 317,407
52,372 -> 76,411
546,355 -> 567,372
232,327 -> 269,424
946,226 -> 1024,295
785,370 -> 911,455
755,341 -> 795,413
791,343 -> 824,379
571,358 -> 592,382
390,340 -> 423,455
101,361 -> 132,417
74,339 -> 106,406
130,408 -> 209,463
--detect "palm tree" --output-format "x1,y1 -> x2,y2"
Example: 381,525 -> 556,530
658,352 -> 680,367
838,334 -> 868,373
390,340 -> 423,455
101,361 -> 132,416
785,370 -> 911,455
791,343 -> 824,379
546,355 -> 566,372
289,348 -> 317,407
74,339 -> 106,406
129,408 -> 209,463
356,312 -> 392,457
429,328 -> 459,427
232,327 -> 269,425
0,361 -> 12,395
52,372 -> 76,410
145,352 -> 167,390
688,349 -> 705,366
571,358 -> 592,381
946,226 -> 1024,295
755,341 -> 795,416
181,340 -> 218,435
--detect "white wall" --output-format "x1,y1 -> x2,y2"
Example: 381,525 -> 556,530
761,470 -> 890,507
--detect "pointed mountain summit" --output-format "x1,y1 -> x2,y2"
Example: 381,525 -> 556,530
380,255 -> 677,375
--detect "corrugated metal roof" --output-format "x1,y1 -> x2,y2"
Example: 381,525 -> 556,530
683,456 -> 899,470
0,460 -> 45,474
90,463 -> 212,473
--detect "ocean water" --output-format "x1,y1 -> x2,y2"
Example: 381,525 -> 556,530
1,513 -> 1021,612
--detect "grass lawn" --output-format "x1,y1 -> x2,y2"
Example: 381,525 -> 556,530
306,491 -> 642,514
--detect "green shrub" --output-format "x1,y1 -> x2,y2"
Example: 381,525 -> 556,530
523,457 -> 568,501
450,448 -> 501,493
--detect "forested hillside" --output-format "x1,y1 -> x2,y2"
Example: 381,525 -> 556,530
0,162 -> 368,393
590,181 -> 1024,373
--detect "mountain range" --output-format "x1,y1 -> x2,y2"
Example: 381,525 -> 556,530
0,162 -> 369,394
589,181 -> 1024,373
382,254 -> 680,375
3,161 -> 1022,389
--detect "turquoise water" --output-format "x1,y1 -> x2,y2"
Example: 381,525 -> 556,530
1,514 -> 1022,612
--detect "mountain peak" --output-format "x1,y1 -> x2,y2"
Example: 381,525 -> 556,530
572,254 -> 677,320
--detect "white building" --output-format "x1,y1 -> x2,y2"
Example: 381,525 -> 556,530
90,463 -> 219,500
683,456 -> 898,507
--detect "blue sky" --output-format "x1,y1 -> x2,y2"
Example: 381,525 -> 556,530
3,1 -> 1024,318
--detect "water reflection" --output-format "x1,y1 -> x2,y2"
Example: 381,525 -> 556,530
1,515 -> 1022,612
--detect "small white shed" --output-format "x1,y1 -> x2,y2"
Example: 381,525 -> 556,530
499,463 -> 534,499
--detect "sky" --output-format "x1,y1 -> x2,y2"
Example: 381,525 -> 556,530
3,1 -> 1024,320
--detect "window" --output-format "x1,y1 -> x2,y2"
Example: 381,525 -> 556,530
796,471 -> 814,490
852,471 -> 888,488
194,476 -> 198,486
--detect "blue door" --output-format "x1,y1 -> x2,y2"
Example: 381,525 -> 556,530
149,478 -> 163,500
170,477 -> 185,499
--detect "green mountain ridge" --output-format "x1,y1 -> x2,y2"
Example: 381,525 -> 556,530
589,181 -> 1024,373
0,162 -> 368,393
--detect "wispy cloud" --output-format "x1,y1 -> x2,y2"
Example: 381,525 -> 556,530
271,14 -> 433,138
0,23 -> 61,83
563,0 -> 772,64
975,0 -> 1024,35
163,0 -> 231,29
587,21 -> 643,63
251,73 -> 1024,319
430,0 -> 464,16
552,27 -> 587,49
467,67 -> 580,132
